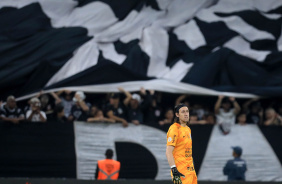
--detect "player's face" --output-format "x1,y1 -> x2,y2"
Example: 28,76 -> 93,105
177,106 -> 189,123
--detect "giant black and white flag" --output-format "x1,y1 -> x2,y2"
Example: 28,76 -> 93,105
0,0 -> 282,100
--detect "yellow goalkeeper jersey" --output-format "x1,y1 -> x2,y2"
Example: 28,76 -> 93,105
167,123 -> 194,172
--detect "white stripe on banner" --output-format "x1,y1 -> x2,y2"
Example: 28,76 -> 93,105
74,121 -> 170,180
278,25 -> 282,52
18,79 -> 259,102
196,1 -> 276,42
223,36 -> 270,62
198,124 -> 282,181
174,19 -> 206,50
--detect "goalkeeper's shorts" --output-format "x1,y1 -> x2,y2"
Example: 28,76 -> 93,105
171,167 -> 197,184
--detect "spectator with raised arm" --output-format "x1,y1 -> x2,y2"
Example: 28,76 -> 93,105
68,91 -> 91,122
125,87 -> 152,125
215,96 -> 241,135
51,90 -> 74,119
105,87 -> 130,127
127,93 -> 142,125
36,91 -> 54,115
0,96 -> 25,124
143,90 -> 162,126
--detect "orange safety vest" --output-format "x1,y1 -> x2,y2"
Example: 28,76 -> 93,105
97,159 -> 120,180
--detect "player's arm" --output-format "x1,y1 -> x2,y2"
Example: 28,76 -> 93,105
166,145 -> 176,167
166,129 -> 178,167
166,145 -> 185,184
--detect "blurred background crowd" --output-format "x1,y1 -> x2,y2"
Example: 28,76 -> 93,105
1,88 -> 282,130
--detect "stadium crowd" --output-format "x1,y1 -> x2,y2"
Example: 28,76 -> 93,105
1,88 -> 282,130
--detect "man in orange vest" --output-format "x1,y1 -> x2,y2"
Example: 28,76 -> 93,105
95,149 -> 121,180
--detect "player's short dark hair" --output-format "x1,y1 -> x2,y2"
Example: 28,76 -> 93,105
105,149 -> 114,159
173,103 -> 189,125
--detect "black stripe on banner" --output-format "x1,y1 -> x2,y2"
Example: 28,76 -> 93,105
259,125 -> 282,165
0,121 -> 76,178
46,52 -> 154,90
0,3 -> 91,99
75,0 -> 160,20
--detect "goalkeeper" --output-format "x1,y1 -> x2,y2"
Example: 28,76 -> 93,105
166,103 -> 197,184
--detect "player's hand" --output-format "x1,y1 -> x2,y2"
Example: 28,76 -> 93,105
171,167 -> 185,184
